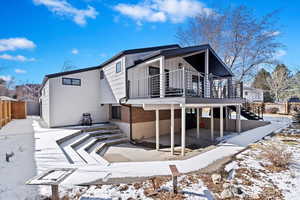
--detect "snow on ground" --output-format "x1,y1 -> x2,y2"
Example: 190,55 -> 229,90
219,126 -> 300,199
59,174 -> 214,200
0,119 -> 38,200
0,115 -> 295,200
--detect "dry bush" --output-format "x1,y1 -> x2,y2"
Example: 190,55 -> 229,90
258,142 -> 292,170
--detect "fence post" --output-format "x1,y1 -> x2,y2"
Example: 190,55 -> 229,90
51,185 -> 59,200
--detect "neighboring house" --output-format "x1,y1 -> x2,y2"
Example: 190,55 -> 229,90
16,84 -> 41,102
40,44 -> 247,155
243,87 -> 264,102
0,84 -> 16,98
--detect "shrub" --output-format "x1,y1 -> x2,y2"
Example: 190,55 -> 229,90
265,107 -> 279,114
258,142 -> 292,169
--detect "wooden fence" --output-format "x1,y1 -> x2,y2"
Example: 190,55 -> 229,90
247,102 -> 300,115
0,100 -> 26,128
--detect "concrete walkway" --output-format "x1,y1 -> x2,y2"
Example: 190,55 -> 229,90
61,120 -> 290,185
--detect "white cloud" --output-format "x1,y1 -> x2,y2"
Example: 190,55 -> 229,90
270,31 -> 281,36
0,38 -> 36,52
0,75 -> 12,82
264,30 -> 281,37
33,0 -> 98,26
71,48 -> 79,54
275,49 -> 287,58
114,0 -> 212,24
99,53 -> 107,57
0,54 -> 36,62
15,69 -> 27,74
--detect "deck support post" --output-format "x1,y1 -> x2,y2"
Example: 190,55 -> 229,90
220,105 -> 224,138
225,106 -> 229,131
156,109 -> 160,150
171,104 -> 175,155
236,105 -> 241,133
181,105 -> 186,156
211,107 -> 214,141
196,108 -> 200,139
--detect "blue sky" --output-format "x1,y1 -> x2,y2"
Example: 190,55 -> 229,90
0,0 -> 299,85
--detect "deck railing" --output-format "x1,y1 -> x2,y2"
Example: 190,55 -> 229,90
128,68 -> 243,99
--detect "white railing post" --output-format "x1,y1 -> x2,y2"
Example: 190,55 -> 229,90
198,72 -> 201,96
160,56 -> 165,98
182,67 -> 185,97
204,48 -> 210,98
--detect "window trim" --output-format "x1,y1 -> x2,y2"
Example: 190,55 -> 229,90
115,61 -> 122,73
62,77 -> 81,86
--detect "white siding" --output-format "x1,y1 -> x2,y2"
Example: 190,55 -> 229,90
244,89 -> 264,102
49,69 -> 109,127
100,57 -> 126,103
40,80 -> 50,126
127,57 -> 199,98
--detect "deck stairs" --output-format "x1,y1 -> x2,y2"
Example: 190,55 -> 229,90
212,106 -> 263,120
228,106 -> 263,120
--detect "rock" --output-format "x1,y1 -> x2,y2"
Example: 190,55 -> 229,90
220,189 -> 233,199
232,186 -> 243,195
250,194 -> 260,199
222,183 -> 231,189
118,185 -> 129,191
211,173 -> 222,184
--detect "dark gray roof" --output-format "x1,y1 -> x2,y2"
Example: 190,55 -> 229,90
131,44 -> 233,77
40,44 -> 180,90
40,44 -> 233,91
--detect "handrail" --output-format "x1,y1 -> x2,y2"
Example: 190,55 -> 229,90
128,68 -> 242,99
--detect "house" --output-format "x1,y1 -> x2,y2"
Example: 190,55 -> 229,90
40,44 -> 249,156
243,86 -> 264,102
16,84 -> 41,102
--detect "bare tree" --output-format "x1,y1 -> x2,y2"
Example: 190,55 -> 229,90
267,64 -> 291,102
290,71 -> 300,98
176,5 -> 283,81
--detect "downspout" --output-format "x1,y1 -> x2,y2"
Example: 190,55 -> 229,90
118,66 -> 134,143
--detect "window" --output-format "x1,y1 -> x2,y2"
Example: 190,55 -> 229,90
62,78 -> 81,86
100,70 -> 104,79
245,91 -> 248,96
116,61 -> 121,73
111,106 -> 121,120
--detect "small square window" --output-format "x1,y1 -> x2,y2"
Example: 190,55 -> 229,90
100,70 -> 104,79
116,61 -> 121,73
111,106 -> 121,120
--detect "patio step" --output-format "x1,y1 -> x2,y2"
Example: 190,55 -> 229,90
57,122 -> 126,165
87,129 -> 121,136
95,137 -> 128,156
86,133 -> 125,153
88,137 -> 127,165
73,133 -> 126,164
82,124 -> 119,133
59,132 -> 88,164
75,137 -> 99,164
